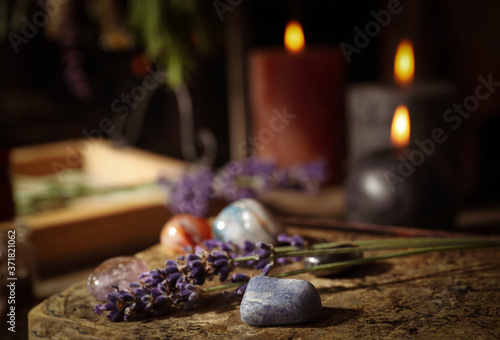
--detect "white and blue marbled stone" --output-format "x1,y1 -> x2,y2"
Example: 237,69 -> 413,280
212,198 -> 283,244
240,276 -> 322,326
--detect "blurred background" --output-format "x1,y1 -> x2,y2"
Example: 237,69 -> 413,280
1,0 -> 500,337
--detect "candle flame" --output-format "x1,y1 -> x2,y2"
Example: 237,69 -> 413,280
394,38 -> 414,86
391,105 -> 410,148
284,20 -> 305,54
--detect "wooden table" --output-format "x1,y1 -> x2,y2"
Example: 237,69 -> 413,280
28,226 -> 500,339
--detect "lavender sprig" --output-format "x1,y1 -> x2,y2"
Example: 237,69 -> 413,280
158,166 -> 214,217
158,158 -> 328,217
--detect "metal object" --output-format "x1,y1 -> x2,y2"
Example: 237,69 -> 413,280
303,244 -> 363,277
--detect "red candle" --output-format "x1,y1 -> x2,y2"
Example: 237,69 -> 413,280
248,21 -> 347,184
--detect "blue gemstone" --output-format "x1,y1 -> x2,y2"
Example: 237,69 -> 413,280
240,276 -> 322,326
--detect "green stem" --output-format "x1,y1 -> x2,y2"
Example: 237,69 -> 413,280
201,242 -> 499,294
274,237 -> 498,253
275,240 -> 500,258
233,238 -> 500,263
272,243 -> 498,278
202,281 -> 245,293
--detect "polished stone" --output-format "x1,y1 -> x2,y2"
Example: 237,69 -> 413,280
87,256 -> 148,301
160,214 -> 212,253
213,198 -> 283,244
240,276 -> 322,326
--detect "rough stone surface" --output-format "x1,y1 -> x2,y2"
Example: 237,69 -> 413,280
86,256 -> 148,301
240,276 -> 322,326
29,227 -> 500,339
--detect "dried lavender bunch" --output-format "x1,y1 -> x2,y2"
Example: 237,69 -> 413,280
94,235 -> 301,322
94,235 -> 500,322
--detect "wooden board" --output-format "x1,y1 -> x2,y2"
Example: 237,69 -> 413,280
11,139 -> 188,273
24,197 -> 170,273
28,227 -> 500,339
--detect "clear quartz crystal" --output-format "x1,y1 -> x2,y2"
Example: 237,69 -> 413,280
87,256 -> 148,301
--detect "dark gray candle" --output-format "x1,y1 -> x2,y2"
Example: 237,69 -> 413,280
345,147 -> 456,229
346,81 -> 458,170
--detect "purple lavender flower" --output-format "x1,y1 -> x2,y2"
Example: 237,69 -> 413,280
186,254 -> 201,262
203,239 -> 221,251
165,260 -> 179,271
150,283 -> 172,316
231,273 -> 250,282
188,267 -> 206,285
166,272 -> 183,289
277,233 -> 305,247
231,273 -> 250,296
125,288 -> 153,321
102,289 -> 125,322
94,303 -> 106,316
276,257 -> 291,265
239,240 -> 256,266
248,242 -> 274,275
195,250 -> 234,282
171,283 -> 201,309
209,250 -> 231,261
284,159 -> 328,194
97,285 -> 146,322
243,240 -> 256,253
141,268 -> 166,287
128,281 -> 141,289
254,242 -> 273,260
213,259 -> 232,282
276,233 -> 306,264
159,166 -> 214,217
255,259 -> 274,276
